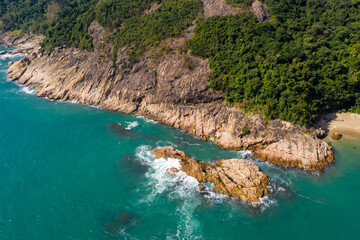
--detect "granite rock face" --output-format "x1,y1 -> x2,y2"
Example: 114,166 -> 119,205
251,0 -> 270,22
151,147 -> 271,203
3,18 -> 334,172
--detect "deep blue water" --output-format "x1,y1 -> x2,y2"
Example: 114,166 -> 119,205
1,46 -> 360,239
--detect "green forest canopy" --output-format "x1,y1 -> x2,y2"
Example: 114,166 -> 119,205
0,0 -> 359,125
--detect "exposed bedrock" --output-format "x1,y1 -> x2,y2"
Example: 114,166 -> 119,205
151,146 -> 271,203
3,18 -> 333,172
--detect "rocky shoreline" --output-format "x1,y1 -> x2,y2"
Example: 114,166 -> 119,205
0,28 -> 334,172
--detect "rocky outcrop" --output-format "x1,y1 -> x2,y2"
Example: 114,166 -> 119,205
151,147 -> 271,203
251,0 -> 270,22
2,18 -> 334,173
0,32 -> 43,52
330,132 -> 342,140
203,0 -> 245,18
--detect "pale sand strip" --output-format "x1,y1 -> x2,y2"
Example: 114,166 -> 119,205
318,113 -> 360,138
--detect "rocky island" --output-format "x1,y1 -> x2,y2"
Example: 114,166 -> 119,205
151,146 -> 271,203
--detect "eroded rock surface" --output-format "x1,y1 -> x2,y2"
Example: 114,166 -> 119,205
203,0 -> 243,18
251,0 -> 270,22
151,147 -> 270,203
2,19 -> 334,172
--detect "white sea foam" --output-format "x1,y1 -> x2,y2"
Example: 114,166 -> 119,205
67,100 -> 80,104
135,145 -> 205,239
135,114 -> 158,124
18,86 -> 36,95
256,195 -> 278,210
135,145 -> 199,200
125,121 -> 139,130
155,140 -> 177,148
0,53 -> 25,60
43,97 -> 55,101
235,149 -> 252,159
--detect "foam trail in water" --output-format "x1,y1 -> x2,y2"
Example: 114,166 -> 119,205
125,121 -> 139,130
135,114 -> 158,124
0,53 -> 25,60
17,86 -> 36,95
135,145 -> 204,239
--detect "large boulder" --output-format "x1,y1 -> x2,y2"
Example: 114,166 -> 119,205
151,146 -> 271,203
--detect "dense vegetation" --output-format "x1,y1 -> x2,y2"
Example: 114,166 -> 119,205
188,0 -> 360,124
112,0 -> 202,61
42,0 -> 97,50
226,0 -> 254,7
1,0 -> 359,124
0,0 -> 200,53
94,0 -> 160,29
0,0 -> 50,34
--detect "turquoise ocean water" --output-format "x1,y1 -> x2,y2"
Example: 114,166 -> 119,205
0,45 -> 359,239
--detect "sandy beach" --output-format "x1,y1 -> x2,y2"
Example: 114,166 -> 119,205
318,112 -> 360,138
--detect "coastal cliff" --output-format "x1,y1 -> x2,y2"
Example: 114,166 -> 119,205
0,0 -> 334,172
2,30 -> 333,172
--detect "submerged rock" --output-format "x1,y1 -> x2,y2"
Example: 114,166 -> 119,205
108,123 -> 131,134
151,147 -> 271,203
105,213 -> 139,234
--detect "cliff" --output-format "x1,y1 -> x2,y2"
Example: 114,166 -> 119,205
2,30 -> 333,172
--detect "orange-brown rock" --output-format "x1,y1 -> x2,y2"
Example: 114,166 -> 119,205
151,147 -> 270,203
166,167 -> 180,175
330,132 -> 342,140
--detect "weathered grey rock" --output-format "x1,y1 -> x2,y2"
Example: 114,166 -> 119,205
251,0 -> 270,22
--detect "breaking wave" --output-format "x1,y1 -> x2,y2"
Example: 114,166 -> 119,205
135,114 -> 158,124
135,145 -> 204,239
125,121 -> 139,130
18,85 -> 36,95
0,53 -> 25,60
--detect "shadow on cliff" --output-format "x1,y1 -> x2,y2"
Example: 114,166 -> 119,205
316,113 -> 339,135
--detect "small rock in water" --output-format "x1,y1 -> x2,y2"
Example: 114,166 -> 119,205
108,123 -> 131,134
119,213 -> 132,224
119,154 -> 148,174
8,61 -> 13,66
330,131 -> 342,140
174,142 -> 185,147
108,122 -> 146,139
105,213 -> 139,234
166,167 -> 180,175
